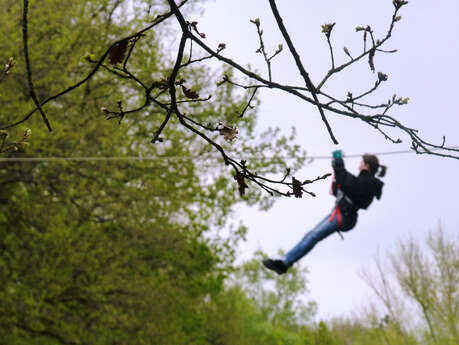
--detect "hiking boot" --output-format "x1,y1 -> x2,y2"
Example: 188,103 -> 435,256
262,258 -> 288,275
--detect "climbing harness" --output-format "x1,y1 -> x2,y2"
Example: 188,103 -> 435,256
329,205 -> 344,240
329,206 -> 342,227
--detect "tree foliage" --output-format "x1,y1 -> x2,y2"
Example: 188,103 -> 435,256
0,0 -> 303,343
361,226 -> 458,345
2,0 -> 458,202
1,1 -> 458,344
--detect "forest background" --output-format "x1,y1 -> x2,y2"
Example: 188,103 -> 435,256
0,0 -> 457,345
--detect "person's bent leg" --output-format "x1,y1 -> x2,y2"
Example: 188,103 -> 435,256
282,213 -> 339,267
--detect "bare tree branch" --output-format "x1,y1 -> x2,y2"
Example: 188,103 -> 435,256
268,0 -> 338,144
2,0 -> 458,198
22,0 -> 52,132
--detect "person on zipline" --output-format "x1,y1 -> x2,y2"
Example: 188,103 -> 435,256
263,151 -> 386,275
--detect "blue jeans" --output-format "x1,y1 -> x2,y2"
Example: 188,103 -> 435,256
282,208 -> 357,266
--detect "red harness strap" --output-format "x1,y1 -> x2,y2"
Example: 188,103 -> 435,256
329,206 -> 342,227
329,175 -> 343,227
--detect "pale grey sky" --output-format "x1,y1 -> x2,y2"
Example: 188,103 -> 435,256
192,0 -> 459,319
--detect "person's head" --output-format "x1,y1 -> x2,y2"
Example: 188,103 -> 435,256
360,154 -> 387,177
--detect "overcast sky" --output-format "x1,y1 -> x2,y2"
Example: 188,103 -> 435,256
190,0 -> 459,319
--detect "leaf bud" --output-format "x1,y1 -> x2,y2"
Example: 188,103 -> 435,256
218,124 -> 238,142
378,72 -> 388,81
82,53 -> 96,63
321,23 -> 335,38
393,0 -> 409,9
343,46 -> 352,58
250,18 -> 261,27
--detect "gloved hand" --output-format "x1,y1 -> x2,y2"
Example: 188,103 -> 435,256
332,150 -> 344,169
332,150 -> 342,159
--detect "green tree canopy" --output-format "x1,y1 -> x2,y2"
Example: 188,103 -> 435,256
0,0 -> 305,343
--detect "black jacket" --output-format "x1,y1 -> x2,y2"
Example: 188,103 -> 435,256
332,158 -> 384,211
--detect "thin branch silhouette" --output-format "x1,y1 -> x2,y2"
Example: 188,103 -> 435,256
22,0 -> 52,132
3,0 -> 458,197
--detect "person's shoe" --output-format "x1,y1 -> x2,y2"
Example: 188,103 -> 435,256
262,258 -> 288,275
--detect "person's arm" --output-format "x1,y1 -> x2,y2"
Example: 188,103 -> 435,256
330,175 -> 337,195
332,157 -> 358,191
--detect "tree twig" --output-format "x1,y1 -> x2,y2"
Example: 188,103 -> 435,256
268,0 -> 338,144
22,0 -> 52,132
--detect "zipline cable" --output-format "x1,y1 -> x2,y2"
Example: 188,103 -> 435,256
0,146 -> 456,162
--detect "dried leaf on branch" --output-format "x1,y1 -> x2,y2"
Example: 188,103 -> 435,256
109,40 -> 129,65
218,124 -> 238,142
181,85 -> 200,99
234,171 -> 248,196
292,177 -> 303,198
